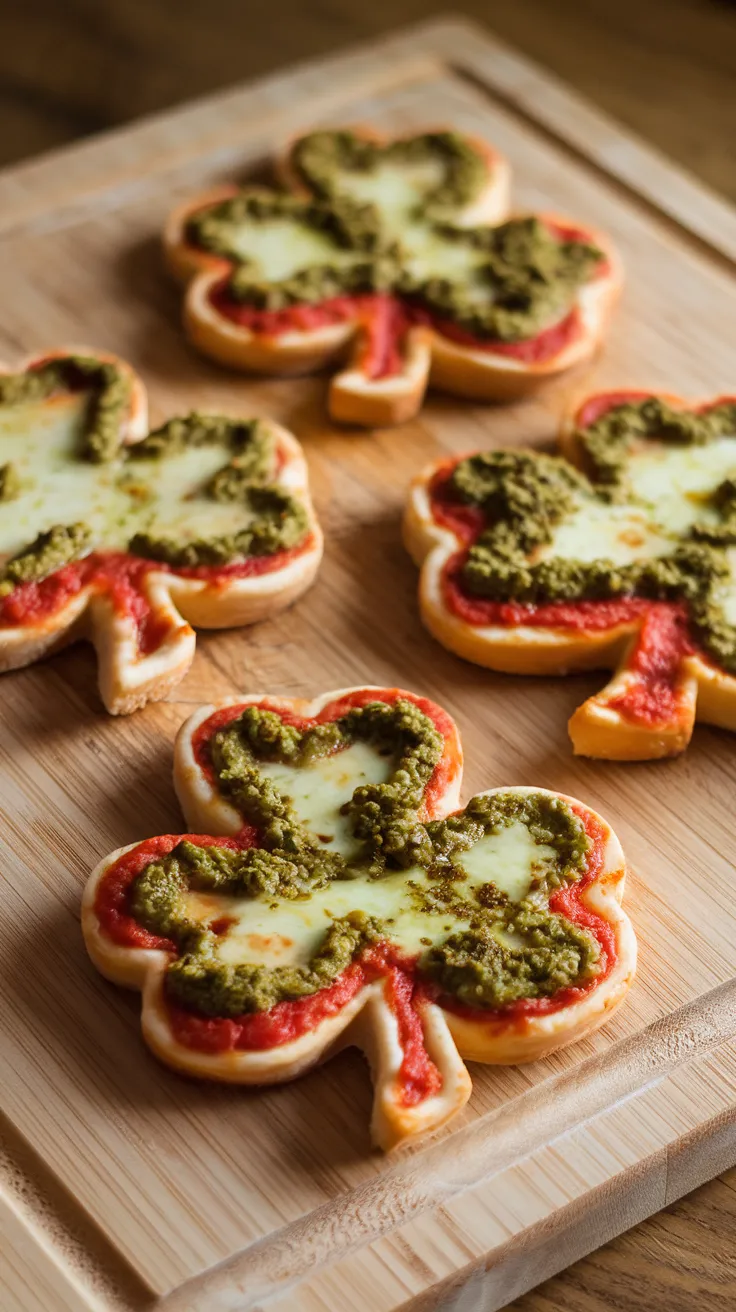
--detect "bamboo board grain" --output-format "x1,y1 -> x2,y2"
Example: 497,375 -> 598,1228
2,16 -> 736,1312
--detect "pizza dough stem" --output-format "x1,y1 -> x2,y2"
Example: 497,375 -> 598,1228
351,985 -> 471,1152
569,631 -> 698,760
328,324 -> 433,427
88,576 -> 196,716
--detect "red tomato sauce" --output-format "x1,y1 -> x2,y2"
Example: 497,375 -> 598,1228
209,288 -> 411,380
383,959 -> 443,1106
441,556 -> 691,727
357,295 -> 411,379
96,835 -> 444,1105
211,286 -> 583,370
575,390 -> 736,431
208,222 -> 607,374
440,549 -> 652,633
165,941 -> 442,1107
429,464 -> 491,545
422,307 -> 582,364
167,959 -> 367,1055
191,686 -> 458,819
440,804 -> 617,1025
607,602 -> 693,727
94,831 -> 256,950
574,390 -> 658,430
0,538 -> 314,654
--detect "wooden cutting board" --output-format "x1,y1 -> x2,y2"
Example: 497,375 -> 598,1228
2,17 -> 736,1312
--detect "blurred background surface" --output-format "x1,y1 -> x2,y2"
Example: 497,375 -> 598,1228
3,0 -> 736,200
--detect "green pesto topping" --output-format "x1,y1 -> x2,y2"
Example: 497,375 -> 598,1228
422,910 -> 600,1009
129,485 -> 309,567
209,697 -> 444,871
187,191 -> 385,262
129,840 -> 383,1016
0,523 -> 91,594
0,408 -> 311,593
128,413 -> 269,469
0,356 -> 131,463
290,129 -> 489,218
690,476 -> 736,546
424,791 -> 589,887
445,398 -> 736,674
577,397 -> 736,488
125,412 -> 309,566
187,190 -> 397,311
450,450 -> 587,566
227,249 -> 399,311
419,792 -> 596,1013
0,462 -> 20,502
130,694 -> 600,1016
169,912 -> 383,1017
406,217 -> 603,341
187,134 -> 601,341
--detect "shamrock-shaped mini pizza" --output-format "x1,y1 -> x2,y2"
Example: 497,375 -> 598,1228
82,686 -> 635,1150
0,349 -> 321,712
165,128 -> 620,426
406,390 -> 736,760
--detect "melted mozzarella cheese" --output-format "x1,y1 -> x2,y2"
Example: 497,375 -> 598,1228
329,159 -> 445,231
0,395 -> 266,559
402,225 -> 482,283
544,498 -> 674,567
218,215 -> 355,279
543,435 -> 736,572
256,740 -> 393,860
626,436 -> 736,535
181,740 -> 561,970
453,826 -> 556,900
221,167 -> 479,283
208,866 -> 461,969
208,814 -> 555,968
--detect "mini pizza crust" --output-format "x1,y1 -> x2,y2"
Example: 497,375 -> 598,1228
346,985 -> 473,1151
184,269 -> 354,376
440,792 -> 635,1064
405,388 -> 736,759
165,129 -> 620,425
560,389 -> 736,751
567,656 -> 699,761
0,353 -> 323,713
404,462 -> 636,677
83,688 -> 635,1150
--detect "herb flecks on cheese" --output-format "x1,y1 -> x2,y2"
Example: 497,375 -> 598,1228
129,699 -> 599,1017
443,398 -> 736,673
0,385 -> 310,589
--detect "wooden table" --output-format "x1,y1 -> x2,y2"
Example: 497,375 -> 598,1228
1,5 -> 736,1309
